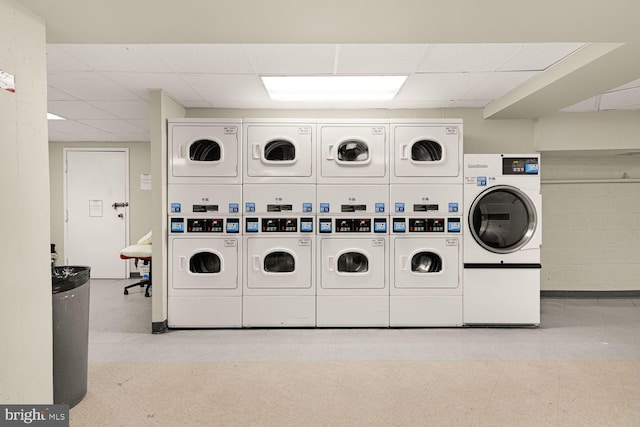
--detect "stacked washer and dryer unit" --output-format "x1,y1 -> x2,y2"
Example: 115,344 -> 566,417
389,120 -> 464,326
242,120 -> 316,327
167,119 -> 243,328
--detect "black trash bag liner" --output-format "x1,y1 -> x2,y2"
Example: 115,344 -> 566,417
52,266 -> 91,294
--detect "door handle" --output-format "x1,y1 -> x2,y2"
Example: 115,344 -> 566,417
327,256 -> 334,272
326,144 -> 334,160
400,255 -> 408,271
112,202 -> 129,209
179,256 -> 186,271
252,143 -> 261,159
179,144 -> 186,159
400,144 -> 408,160
252,255 -> 261,271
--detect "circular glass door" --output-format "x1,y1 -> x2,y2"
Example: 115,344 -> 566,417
337,140 -> 369,162
264,139 -> 296,162
411,251 -> 442,273
264,251 -> 295,273
337,252 -> 369,273
189,139 -> 221,162
469,185 -> 537,254
190,252 -> 221,274
412,140 -> 443,162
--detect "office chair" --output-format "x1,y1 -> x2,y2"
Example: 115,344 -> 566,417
120,232 -> 152,297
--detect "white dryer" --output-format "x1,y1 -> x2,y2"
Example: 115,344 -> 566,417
463,154 -> 542,325
167,184 -> 242,328
390,119 -> 463,184
168,118 -> 242,184
242,184 -> 316,327
317,120 -> 389,184
390,184 -> 463,327
316,185 -> 389,327
243,119 -> 315,184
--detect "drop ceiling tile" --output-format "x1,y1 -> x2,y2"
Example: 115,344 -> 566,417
450,99 -> 491,108
47,86 -> 77,101
242,44 -> 336,74
47,129 -> 73,142
59,44 -> 172,73
181,74 -> 270,104
115,132 -> 150,142
335,44 -> 430,74
178,100 -> 212,108
395,73 -> 487,102
418,44 -> 524,73
560,96 -> 598,112
65,131 -> 125,142
497,43 -> 586,71
607,78 -> 640,92
48,100 -> 117,120
460,71 -> 538,100
87,100 -> 150,120
151,44 -> 254,74
47,71 -> 141,101
599,86 -> 640,110
48,119 -> 106,133
106,72 -> 203,101
129,120 -> 149,130
77,119 -> 146,133
390,99 -> 452,109
47,45 -> 93,72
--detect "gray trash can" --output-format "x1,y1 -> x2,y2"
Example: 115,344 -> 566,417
52,266 -> 91,408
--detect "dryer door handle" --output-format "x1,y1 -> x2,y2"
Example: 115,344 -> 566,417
326,256 -> 334,272
326,144 -> 334,160
252,143 -> 261,159
179,144 -> 187,159
400,255 -> 408,271
252,255 -> 261,271
179,256 -> 186,271
400,144 -> 409,160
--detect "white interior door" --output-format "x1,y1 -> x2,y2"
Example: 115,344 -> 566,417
65,149 -> 129,279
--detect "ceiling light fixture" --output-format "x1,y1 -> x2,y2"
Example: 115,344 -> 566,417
47,113 -> 66,120
262,75 -> 408,102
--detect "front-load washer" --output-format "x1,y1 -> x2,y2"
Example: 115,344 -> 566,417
390,119 -> 463,184
463,154 -> 542,325
390,184 -> 463,326
243,119 -> 315,184
168,118 -> 242,184
242,184 -> 316,327
317,119 -> 389,185
316,184 -> 389,327
167,184 -> 242,328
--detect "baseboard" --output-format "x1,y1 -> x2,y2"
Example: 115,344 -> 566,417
541,290 -> 640,298
152,320 -> 168,334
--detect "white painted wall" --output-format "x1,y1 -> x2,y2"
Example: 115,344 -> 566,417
151,90 -> 184,328
49,141 -> 152,274
0,0 -> 52,403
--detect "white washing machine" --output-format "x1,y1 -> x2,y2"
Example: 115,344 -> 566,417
316,185 -> 389,327
317,120 -> 389,185
390,119 -> 463,184
168,118 -> 242,184
242,184 -> 316,327
390,184 -> 463,327
463,154 -> 542,325
167,184 -> 242,328
243,119 -> 315,184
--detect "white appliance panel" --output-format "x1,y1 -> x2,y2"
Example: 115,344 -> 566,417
170,237 -> 239,290
390,296 -> 462,326
246,237 -> 313,289
392,124 -> 461,178
168,296 -> 242,328
320,238 -> 386,290
393,237 -> 460,289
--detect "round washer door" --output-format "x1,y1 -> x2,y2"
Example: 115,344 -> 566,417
469,185 -> 537,254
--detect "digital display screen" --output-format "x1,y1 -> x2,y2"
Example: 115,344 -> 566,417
503,157 -> 539,175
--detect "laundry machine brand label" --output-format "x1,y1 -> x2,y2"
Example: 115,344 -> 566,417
298,238 -> 311,246
170,203 -> 182,214
372,127 -> 385,135
446,127 -> 458,135
371,239 -> 384,247
477,176 -> 487,186
224,239 -> 237,247
395,202 -> 405,213
446,238 -> 458,246
298,127 -> 311,135
320,203 -> 330,213
224,127 -> 238,134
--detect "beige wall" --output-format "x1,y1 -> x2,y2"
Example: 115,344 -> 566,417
0,0 -> 52,403
49,141 -> 152,273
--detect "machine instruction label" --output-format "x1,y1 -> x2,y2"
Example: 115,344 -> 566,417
371,239 -> 384,247
298,238 -> 311,246
372,127 -> 385,135
224,239 -> 237,247
446,238 -> 458,246
298,127 -> 311,135
224,127 -> 237,134
446,127 -> 458,135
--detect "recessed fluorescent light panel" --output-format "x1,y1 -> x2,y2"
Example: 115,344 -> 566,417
47,113 -> 66,120
262,75 -> 407,102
